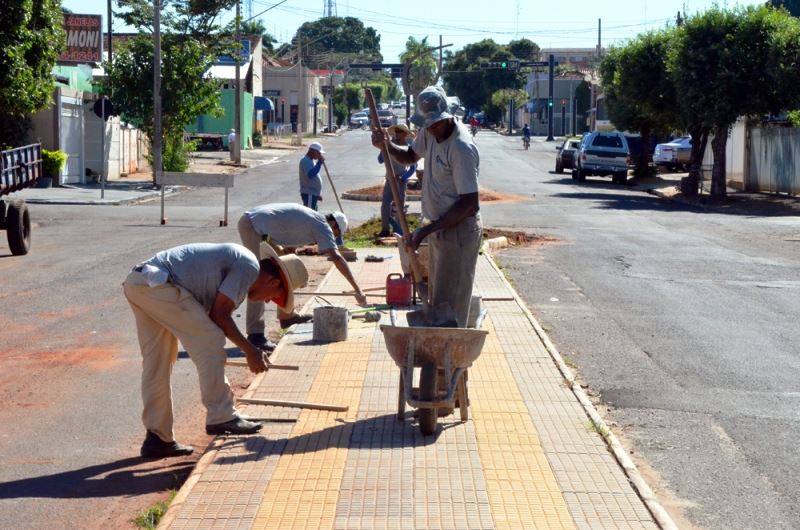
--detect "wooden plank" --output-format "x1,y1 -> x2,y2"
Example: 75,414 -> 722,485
238,397 -> 349,412
226,360 -> 299,370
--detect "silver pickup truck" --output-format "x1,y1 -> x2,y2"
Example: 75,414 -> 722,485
572,131 -> 630,185
1,144 -> 42,255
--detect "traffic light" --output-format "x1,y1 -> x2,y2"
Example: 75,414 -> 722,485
479,60 -> 520,71
548,98 -> 553,108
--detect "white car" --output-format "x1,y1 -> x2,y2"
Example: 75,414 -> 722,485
654,136 -> 692,171
349,112 -> 369,128
573,131 -> 630,184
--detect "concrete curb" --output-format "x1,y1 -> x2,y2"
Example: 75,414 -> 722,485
483,250 -> 679,530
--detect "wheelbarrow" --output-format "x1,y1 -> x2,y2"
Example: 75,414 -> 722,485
380,324 -> 489,435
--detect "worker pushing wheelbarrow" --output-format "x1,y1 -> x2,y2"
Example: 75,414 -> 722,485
367,86 -> 485,435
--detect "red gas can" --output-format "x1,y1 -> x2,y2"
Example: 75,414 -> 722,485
385,273 -> 412,306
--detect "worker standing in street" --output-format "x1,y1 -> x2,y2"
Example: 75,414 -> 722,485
371,86 -> 481,327
238,203 -> 368,350
376,124 -> 416,238
299,142 -> 325,210
123,242 -> 308,458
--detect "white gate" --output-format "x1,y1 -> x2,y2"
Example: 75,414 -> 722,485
59,95 -> 84,184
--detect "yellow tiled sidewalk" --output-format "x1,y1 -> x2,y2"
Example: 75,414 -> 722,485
159,250 -> 662,530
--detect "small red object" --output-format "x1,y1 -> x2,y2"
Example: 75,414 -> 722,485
385,273 -> 412,306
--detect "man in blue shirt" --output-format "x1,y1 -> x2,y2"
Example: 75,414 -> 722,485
299,142 -> 325,210
377,124 -> 416,237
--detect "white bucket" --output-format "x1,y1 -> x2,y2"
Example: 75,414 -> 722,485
313,305 -> 350,342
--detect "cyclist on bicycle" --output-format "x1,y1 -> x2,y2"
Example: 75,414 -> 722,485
522,123 -> 531,149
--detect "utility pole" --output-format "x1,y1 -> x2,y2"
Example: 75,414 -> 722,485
546,54 -> 555,141
233,0 -> 242,164
591,18 -> 601,131
153,0 -> 162,189
294,37 -> 303,146
107,0 -> 113,64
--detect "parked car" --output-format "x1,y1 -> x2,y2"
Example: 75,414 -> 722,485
555,136 -> 582,173
392,101 -> 404,109
377,109 -> 396,128
349,111 -> 369,128
572,131 -> 630,184
654,136 -> 692,171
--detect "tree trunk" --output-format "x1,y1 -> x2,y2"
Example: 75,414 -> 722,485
710,125 -> 728,200
634,124 -> 652,178
682,125 -> 710,196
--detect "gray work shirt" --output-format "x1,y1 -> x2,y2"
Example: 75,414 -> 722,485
298,155 -> 322,196
244,203 -> 338,252
412,121 -> 480,220
143,243 -> 259,311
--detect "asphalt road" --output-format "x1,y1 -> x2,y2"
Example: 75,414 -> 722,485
479,132 -> 800,529
2,128 -> 798,529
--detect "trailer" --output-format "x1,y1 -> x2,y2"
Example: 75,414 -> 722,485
1,144 -> 43,255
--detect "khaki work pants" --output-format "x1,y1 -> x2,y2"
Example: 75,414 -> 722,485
123,271 -> 236,443
427,215 -> 482,328
237,215 -> 296,334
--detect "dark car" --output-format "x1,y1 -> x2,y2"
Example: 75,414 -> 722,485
555,136 -> 582,173
377,109 -> 396,128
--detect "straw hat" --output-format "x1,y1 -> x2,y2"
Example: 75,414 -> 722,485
259,243 -> 309,312
387,123 -> 414,139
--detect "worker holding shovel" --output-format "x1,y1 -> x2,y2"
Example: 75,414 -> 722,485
123,243 -> 308,458
238,203 -> 368,351
299,142 -> 325,210
371,86 -> 481,327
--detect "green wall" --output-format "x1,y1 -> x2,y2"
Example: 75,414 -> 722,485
187,89 -> 253,148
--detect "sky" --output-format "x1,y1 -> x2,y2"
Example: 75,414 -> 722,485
63,0 -> 762,61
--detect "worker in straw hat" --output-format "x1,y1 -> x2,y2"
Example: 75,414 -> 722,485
371,85 -> 481,328
238,203 -> 368,351
376,123 -> 416,238
123,242 -> 308,458
299,142 -> 326,210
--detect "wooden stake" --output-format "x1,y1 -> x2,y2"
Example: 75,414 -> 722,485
238,397 -> 349,412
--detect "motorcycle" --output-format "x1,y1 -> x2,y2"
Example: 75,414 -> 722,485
470,125 -> 478,137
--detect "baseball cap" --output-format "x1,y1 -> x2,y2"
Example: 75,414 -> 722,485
330,211 -> 347,246
309,142 -> 325,154
410,86 -> 453,128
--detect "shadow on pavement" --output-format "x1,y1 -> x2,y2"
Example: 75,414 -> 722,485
212,413 -> 439,466
0,457 -> 194,499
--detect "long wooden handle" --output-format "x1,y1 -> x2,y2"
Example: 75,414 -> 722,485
321,160 -> 345,216
365,89 -> 428,308
238,397 -> 348,412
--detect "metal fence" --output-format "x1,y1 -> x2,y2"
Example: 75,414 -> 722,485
748,127 -> 800,196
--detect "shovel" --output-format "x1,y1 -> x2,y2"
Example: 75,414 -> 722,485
365,89 -> 457,328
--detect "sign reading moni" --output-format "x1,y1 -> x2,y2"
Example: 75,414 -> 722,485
59,14 -> 103,63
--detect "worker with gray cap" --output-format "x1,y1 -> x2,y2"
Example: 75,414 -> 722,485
371,85 -> 481,327
299,142 -> 325,210
238,203 -> 368,351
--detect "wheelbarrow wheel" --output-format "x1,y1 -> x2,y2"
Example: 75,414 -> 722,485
418,362 -> 438,436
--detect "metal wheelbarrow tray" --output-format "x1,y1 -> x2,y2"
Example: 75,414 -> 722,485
380,324 -> 488,435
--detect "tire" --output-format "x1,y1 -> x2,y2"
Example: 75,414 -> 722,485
576,168 -> 586,182
418,363 -> 438,436
612,171 -> 627,185
7,200 -> 31,256
556,161 -> 563,174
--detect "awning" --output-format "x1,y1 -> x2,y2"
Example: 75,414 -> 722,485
255,96 -> 275,112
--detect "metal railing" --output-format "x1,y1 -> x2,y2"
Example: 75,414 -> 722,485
1,144 -> 42,196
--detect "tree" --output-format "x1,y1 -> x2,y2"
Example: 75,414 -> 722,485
240,19 -> 278,54
769,0 -> 800,17
443,39 -> 528,112
400,36 -> 437,96
333,83 -> 362,125
599,30 -> 678,178
669,6 -> 800,199
0,0 -> 65,147
508,38 -> 540,61
109,0 -> 234,174
491,89 -> 528,127
292,17 -> 381,69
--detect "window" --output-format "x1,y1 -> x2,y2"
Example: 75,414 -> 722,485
592,135 -> 623,148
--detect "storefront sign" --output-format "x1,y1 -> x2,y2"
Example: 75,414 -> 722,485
59,14 -> 103,64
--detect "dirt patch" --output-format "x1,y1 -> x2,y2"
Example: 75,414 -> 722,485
345,184 -> 527,203
483,228 -> 559,248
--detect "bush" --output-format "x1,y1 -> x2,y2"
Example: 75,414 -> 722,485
41,149 -> 68,178
147,135 -> 198,172
253,131 -> 263,147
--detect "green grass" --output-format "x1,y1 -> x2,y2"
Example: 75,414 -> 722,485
133,490 -> 177,529
343,215 -> 421,248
